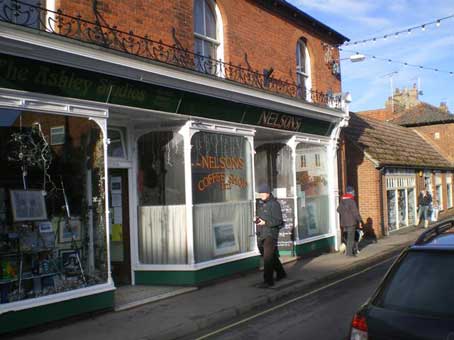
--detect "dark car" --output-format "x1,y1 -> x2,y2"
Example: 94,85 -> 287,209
349,218 -> 454,340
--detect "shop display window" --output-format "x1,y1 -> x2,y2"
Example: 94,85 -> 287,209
387,190 -> 397,231
255,142 -> 295,250
0,109 -> 108,305
191,132 -> 254,262
137,131 -> 187,264
295,143 -> 329,239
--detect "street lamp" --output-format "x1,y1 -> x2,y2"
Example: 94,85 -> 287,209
341,53 -> 366,63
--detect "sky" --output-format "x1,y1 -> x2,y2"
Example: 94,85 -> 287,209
287,0 -> 454,112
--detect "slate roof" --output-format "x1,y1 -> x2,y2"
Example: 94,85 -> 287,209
344,113 -> 453,169
389,103 -> 454,126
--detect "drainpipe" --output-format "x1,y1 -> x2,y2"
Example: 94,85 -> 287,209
329,94 -> 350,251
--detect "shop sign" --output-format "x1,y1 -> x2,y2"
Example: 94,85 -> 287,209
257,111 -> 302,131
191,133 -> 250,204
0,53 -> 335,136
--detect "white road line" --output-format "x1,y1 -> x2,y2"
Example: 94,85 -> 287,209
195,256 -> 397,340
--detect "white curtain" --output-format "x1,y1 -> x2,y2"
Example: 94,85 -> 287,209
139,205 -> 187,264
193,201 -> 254,263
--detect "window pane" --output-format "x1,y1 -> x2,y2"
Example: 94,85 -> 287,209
408,188 -> 416,225
398,189 -> 407,227
296,143 -> 329,239
191,132 -> 254,263
204,1 -> 217,39
191,132 -> 252,204
194,0 -> 204,34
107,128 -> 125,159
296,40 -> 306,73
0,109 -> 107,304
255,143 -> 293,198
388,190 -> 397,231
377,251 -> 454,317
137,131 -> 187,264
137,131 -> 185,206
447,184 -> 452,208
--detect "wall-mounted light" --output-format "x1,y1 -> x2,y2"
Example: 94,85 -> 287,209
418,170 -> 423,177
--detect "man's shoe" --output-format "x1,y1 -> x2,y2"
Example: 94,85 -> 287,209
257,282 -> 274,289
276,273 -> 287,281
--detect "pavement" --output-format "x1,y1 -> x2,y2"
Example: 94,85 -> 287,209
8,226 -> 425,340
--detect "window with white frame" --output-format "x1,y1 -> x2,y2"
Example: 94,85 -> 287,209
315,153 -> 321,167
193,0 -> 222,74
300,155 -> 306,168
296,38 -> 311,100
107,127 -> 127,159
447,175 -> 452,208
296,143 -> 329,240
386,173 -> 417,230
435,174 -> 443,210
50,126 -> 65,145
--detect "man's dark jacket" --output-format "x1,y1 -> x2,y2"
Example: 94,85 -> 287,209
256,194 -> 283,241
337,194 -> 362,229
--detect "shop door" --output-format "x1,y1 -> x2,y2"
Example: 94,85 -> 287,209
108,169 -> 131,285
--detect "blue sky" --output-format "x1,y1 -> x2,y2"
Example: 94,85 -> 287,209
287,0 -> 454,112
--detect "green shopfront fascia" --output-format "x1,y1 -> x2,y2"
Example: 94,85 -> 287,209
0,52 -> 341,332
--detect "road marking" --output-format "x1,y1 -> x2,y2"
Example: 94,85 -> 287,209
195,256 -> 397,340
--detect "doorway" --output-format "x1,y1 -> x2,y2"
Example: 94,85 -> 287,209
108,169 -> 131,285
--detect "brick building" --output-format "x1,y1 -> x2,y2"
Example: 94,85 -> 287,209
341,87 -> 454,239
0,0 -> 349,332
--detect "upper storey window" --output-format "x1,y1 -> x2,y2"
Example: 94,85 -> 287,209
296,38 -> 311,100
194,0 -> 223,74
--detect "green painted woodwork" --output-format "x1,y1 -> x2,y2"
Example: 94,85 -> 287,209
135,256 -> 261,285
295,236 -> 335,256
0,53 -> 335,136
0,290 -> 114,335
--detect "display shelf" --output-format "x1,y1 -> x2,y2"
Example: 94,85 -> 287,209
0,272 -> 58,285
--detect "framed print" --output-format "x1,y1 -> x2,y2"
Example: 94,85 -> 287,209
10,189 -> 47,222
59,249 -> 80,273
59,218 -> 81,243
213,223 -> 238,256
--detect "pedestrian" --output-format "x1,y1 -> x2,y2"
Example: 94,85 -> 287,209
255,183 -> 286,288
417,188 -> 432,228
337,186 -> 363,257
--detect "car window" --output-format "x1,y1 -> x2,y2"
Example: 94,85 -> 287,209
375,251 -> 454,317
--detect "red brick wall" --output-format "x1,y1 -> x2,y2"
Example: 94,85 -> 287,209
55,0 -> 341,94
343,138 -> 383,238
412,124 -> 454,163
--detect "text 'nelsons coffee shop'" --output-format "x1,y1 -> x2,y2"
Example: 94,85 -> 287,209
0,18 -> 348,335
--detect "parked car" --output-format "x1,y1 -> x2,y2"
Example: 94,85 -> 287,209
349,218 -> 454,340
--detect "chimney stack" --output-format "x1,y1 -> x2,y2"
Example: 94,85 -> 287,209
440,102 -> 449,113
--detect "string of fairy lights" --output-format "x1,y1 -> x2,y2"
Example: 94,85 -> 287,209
343,14 -> 454,46
337,14 -> 454,77
340,49 -> 454,76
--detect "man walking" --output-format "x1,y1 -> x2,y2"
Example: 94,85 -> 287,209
255,183 -> 286,288
337,186 -> 363,257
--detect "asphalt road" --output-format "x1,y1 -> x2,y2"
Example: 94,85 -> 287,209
192,258 -> 394,340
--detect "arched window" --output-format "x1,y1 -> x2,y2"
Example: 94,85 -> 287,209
194,0 -> 223,74
296,38 -> 311,100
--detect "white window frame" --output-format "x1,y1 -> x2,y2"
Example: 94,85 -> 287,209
435,174 -> 443,211
296,38 -> 312,101
50,125 -> 65,145
447,175 -> 453,209
193,0 -> 224,76
385,174 -> 417,230
107,127 -> 127,160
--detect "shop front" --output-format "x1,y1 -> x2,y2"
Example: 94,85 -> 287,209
0,42 -> 346,330
0,98 -> 113,333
